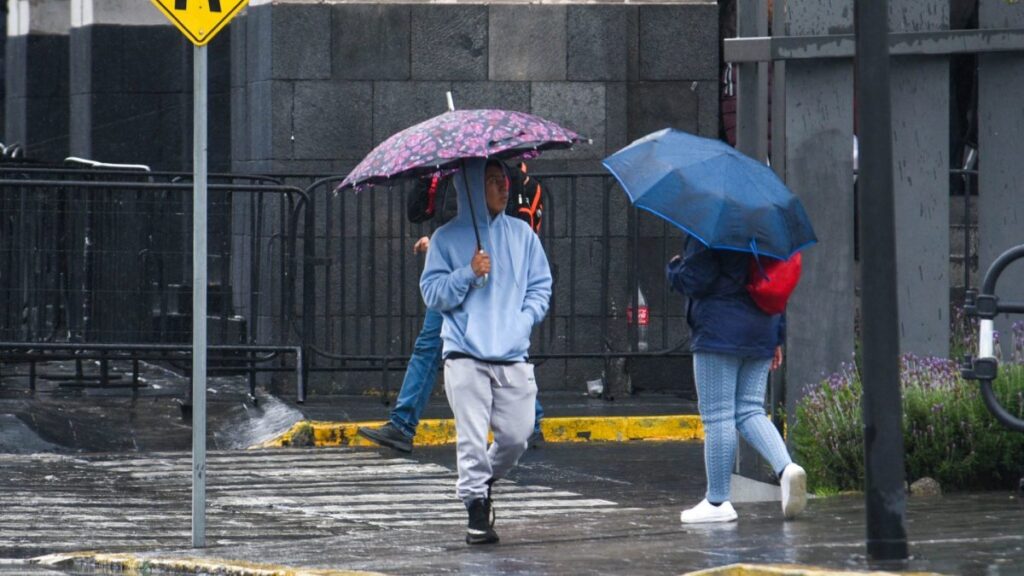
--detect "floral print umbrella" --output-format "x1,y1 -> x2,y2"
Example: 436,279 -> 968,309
336,109 -> 584,192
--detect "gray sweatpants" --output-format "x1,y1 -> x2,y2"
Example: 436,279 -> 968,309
444,357 -> 537,503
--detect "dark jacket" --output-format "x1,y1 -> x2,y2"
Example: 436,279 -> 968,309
666,238 -> 785,358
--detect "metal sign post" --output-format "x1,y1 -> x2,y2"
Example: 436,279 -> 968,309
150,0 -> 248,549
854,0 -> 908,563
191,43 -> 208,549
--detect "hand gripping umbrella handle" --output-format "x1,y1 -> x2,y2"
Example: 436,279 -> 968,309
458,160 -> 487,288
473,249 -> 489,289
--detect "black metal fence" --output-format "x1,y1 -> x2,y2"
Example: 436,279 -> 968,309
0,165 -> 308,399
298,172 -> 691,398
1,162 -> 984,403
0,165 -> 696,402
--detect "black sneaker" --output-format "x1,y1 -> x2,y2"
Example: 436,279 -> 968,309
357,423 -> 413,453
528,428 -> 544,449
465,498 -> 499,545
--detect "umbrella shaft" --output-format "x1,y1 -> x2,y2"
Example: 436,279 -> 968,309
459,162 -> 483,251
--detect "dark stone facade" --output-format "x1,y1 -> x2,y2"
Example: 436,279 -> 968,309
228,2 -> 718,396
5,33 -> 69,160
68,24 -> 232,171
3,1 -> 720,397
230,2 -> 719,173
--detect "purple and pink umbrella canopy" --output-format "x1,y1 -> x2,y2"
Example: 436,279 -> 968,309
336,109 -> 585,192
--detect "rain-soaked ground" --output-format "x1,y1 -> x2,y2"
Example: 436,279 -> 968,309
1,360 -> 1023,575
0,358 -> 303,453
0,443 -> 1022,575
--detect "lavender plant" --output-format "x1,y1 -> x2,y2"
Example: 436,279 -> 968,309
1013,320 -> 1024,364
949,303 -> 979,361
793,354 -> 1024,492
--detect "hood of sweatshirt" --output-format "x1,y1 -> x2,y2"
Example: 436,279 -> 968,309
419,158 -> 552,362
450,158 -> 494,239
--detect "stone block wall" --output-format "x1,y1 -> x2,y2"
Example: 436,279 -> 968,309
230,1 -> 720,173
5,0 -> 69,160
230,1 -> 719,395
67,0 -> 231,171
1,0 -> 718,396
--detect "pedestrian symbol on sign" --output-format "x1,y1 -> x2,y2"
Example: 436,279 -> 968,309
174,0 -> 222,11
151,0 -> 245,46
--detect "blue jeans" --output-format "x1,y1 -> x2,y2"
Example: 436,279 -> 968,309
390,308 -> 544,438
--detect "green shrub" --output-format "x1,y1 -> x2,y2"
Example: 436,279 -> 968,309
792,356 -> 1024,493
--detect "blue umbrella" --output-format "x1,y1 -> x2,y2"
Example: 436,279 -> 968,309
602,128 -> 816,260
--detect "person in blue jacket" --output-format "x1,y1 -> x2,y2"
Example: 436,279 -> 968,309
666,236 -> 806,523
420,158 -> 552,545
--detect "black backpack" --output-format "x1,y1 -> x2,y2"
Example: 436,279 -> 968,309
406,173 -> 446,224
406,163 -> 543,233
507,162 -> 543,234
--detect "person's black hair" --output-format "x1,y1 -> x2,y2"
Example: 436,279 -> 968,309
484,158 -> 506,171
484,158 -> 511,182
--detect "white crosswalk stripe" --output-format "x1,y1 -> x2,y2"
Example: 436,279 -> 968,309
0,448 -> 626,556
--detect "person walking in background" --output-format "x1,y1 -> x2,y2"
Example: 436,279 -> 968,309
667,235 -> 806,523
358,166 -> 545,453
420,158 -> 552,544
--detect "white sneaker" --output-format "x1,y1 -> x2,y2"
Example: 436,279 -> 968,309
781,463 -> 807,519
680,499 -> 738,524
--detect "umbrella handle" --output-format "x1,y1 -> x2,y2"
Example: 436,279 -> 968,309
458,159 -> 486,288
472,248 -> 489,288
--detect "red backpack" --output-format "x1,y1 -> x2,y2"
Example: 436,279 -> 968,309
746,253 -> 802,315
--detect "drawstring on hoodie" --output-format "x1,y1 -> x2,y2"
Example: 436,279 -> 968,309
493,160 -> 521,289
503,215 -> 521,290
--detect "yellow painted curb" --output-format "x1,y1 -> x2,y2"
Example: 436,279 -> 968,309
34,551 -> 386,576
683,563 -> 944,576
254,414 -> 704,449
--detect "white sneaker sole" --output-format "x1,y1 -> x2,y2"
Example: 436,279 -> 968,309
680,499 -> 739,524
781,465 -> 807,519
680,513 -> 738,524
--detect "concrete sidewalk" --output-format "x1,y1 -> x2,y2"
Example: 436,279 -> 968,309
267,383 -> 704,448
262,406 -> 705,449
0,357 -> 703,452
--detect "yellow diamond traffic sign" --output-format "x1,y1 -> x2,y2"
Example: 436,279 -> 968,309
151,0 -> 248,47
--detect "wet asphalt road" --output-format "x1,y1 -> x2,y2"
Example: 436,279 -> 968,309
2,362 -> 1023,575
1,442 -> 1023,575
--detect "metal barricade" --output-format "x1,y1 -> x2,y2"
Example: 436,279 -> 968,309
302,171 -> 692,399
0,165 -> 309,403
1,166 -> 696,402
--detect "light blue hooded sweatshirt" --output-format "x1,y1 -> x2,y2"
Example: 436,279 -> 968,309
420,158 -> 552,362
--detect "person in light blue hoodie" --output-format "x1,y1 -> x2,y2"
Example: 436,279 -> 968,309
420,157 -> 552,545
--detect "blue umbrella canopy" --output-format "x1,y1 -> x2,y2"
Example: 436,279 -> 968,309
602,128 -> 817,260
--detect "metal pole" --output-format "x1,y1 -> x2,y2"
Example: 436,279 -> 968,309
769,0 -> 786,180
192,44 -> 208,549
854,0 -> 908,562
735,0 -> 772,478
736,0 -> 769,162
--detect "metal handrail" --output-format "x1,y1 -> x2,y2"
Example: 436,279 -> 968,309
961,244 -> 1024,432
